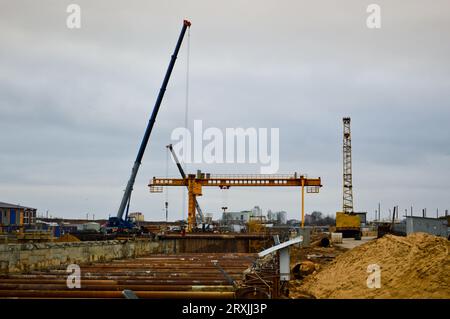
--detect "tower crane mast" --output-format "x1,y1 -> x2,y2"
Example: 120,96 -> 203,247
342,117 -> 354,213
336,117 -> 363,239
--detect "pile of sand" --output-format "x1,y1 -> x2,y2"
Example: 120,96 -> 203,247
55,233 -> 80,242
290,232 -> 449,299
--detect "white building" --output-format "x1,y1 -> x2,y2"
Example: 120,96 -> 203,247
205,213 -> 214,224
251,206 -> 262,217
267,210 -> 288,224
276,211 -> 287,224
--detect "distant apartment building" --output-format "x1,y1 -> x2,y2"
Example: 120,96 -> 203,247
251,206 -> 262,218
267,210 -> 287,224
204,213 -> 214,224
0,201 -> 37,232
222,211 -> 251,224
267,210 -> 274,221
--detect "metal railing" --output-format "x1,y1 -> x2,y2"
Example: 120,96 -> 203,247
208,174 -> 306,179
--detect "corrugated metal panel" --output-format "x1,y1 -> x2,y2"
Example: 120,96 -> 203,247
406,217 -> 447,237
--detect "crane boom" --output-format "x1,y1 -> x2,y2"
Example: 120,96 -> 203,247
166,144 -> 205,223
116,20 -> 191,221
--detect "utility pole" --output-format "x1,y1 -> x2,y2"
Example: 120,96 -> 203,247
165,201 -> 168,222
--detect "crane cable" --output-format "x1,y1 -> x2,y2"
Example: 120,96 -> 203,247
182,26 -> 191,222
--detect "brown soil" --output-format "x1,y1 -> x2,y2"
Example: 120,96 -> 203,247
290,233 -> 450,299
55,233 -> 80,242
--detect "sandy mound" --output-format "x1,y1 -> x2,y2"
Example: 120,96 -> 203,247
290,232 -> 449,299
55,233 -> 81,242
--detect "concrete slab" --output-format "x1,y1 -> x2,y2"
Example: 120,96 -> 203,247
335,236 -> 377,249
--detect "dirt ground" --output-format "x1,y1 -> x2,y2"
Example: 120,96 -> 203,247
289,232 -> 450,299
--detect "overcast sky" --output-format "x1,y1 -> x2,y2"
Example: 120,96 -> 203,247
1,0 -> 449,221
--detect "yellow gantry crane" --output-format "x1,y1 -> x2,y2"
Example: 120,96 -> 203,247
149,172 -> 322,232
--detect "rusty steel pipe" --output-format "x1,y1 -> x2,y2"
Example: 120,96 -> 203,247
0,283 -> 234,292
0,290 -> 235,299
0,279 -> 230,285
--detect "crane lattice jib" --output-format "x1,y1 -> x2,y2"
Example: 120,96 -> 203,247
342,117 -> 353,214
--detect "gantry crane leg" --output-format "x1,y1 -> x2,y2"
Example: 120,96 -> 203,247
187,178 -> 202,232
187,190 -> 196,232
301,179 -> 305,228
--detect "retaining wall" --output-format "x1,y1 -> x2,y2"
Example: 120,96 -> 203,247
0,235 -> 269,274
0,239 -> 160,273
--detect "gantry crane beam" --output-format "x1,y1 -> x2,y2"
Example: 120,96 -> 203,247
149,173 -> 322,232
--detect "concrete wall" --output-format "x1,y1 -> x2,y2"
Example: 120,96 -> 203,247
0,236 -> 269,274
158,234 -> 271,253
0,239 -> 160,274
160,237 -> 251,253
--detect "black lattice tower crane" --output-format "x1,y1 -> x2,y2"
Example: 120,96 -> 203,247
342,117 -> 353,213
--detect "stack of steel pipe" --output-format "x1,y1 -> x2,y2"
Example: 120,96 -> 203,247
0,253 -> 256,299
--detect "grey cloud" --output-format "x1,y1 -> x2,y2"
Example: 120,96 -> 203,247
1,0 -> 449,220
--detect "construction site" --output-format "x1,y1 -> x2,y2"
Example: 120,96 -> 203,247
1,3 -> 450,305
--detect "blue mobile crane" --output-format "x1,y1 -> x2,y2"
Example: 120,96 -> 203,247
105,20 -> 191,233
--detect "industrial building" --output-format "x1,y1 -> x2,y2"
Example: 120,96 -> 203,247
0,201 -> 36,232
